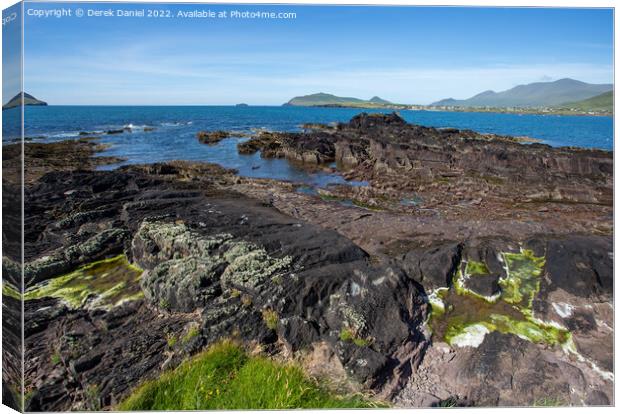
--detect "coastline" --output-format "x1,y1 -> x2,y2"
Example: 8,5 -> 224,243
9,113 -> 613,409
288,103 -> 613,117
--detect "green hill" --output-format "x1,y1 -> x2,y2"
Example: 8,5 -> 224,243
557,91 -> 613,113
369,96 -> 392,105
284,93 -> 392,107
432,78 -> 612,108
2,92 -> 47,110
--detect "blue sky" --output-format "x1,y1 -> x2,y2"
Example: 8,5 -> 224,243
2,3 -> 22,104
18,2 -> 614,105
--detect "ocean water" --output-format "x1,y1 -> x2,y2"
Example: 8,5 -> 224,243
3,105 -> 613,185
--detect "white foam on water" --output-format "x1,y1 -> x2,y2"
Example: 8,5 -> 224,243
123,123 -> 150,130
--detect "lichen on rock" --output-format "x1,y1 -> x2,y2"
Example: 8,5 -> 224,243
338,303 -> 368,335
221,242 -> 292,290
132,221 -> 233,268
133,220 -> 293,311
141,257 -> 224,312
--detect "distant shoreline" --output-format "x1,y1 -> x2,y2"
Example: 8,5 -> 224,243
287,103 -> 613,117
11,103 -> 612,117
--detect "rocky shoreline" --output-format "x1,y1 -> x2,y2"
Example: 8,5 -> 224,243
3,113 -> 613,409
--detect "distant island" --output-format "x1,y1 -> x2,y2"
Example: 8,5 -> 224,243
283,79 -> 612,116
284,92 -> 404,109
236,103 -> 249,107
2,92 -> 47,110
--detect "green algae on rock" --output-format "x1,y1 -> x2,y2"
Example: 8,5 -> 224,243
429,248 -> 572,348
465,260 -> 490,276
499,250 -> 545,307
2,282 -> 21,300
453,260 -> 501,303
24,255 -> 144,310
427,287 -> 449,315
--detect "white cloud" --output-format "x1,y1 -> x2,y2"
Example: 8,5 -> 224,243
24,45 -> 613,105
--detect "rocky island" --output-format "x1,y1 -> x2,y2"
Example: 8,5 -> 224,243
2,92 -> 47,110
2,113 -> 613,410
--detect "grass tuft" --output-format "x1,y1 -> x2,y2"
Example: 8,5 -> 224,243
50,352 -> 61,366
166,334 -> 177,348
181,326 -> 200,344
533,397 -> 566,407
436,396 -> 459,407
262,309 -> 279,331
117,341 -> 379,410
339,327 -> 372,347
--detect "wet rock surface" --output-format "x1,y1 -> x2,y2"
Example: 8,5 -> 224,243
12,113 -> 614,409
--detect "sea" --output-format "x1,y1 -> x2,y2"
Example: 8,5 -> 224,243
2,105 -> 613,186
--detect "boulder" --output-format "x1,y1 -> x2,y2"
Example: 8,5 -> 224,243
401,241 -> 462,290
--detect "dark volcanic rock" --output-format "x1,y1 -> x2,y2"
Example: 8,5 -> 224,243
3,138 -> 124,184
238,112 -> 612,208
282,132 -> 336,164
455,331 -> 587,406
25,300 -> 193,411
23,159 -> 429,410
540,235 -> 612,301
237,131 -> 336,164
197,130 -> 230,144
17,115 -> 613,410
237,132 -> 284,157
345,112 -> 407,130
400,241 -> 462,290
24,228 -> 130,286
462,274 -> 501,297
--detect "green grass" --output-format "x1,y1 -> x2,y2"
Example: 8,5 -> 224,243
319,193 -> 342,202
351,199 -> 384,212
436,396 -> 459,407
557,91 -> 612,113
85,384 -> 101,410
117,341 -> 379,410
181,326 -> 200,344
261,309 -> 279,331
339,328 -> 372,347
50,352 -> 61,366
166,334 -> 178,348
533,397 -> 566,407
